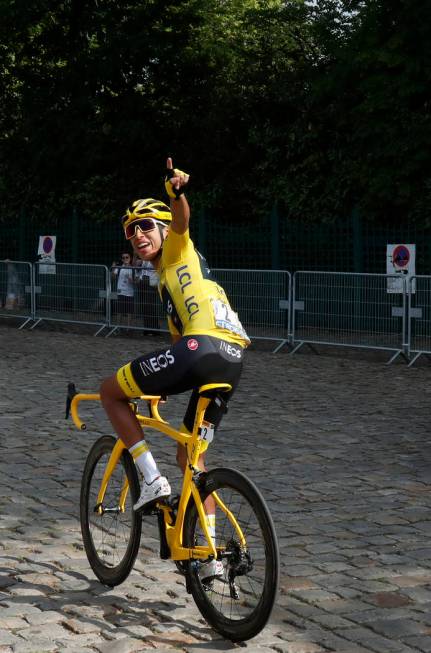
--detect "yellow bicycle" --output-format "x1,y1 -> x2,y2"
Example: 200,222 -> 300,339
67,382 -> 279,641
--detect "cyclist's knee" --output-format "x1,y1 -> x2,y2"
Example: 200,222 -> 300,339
100,376 -> 125,407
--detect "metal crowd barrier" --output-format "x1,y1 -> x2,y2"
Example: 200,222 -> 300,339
212,269 -> 291,351
291,272 -> 408,363
408,275 -> 431,366
0,260 -> 33,328
30,262 -> 110,335
6,262 -> 431,365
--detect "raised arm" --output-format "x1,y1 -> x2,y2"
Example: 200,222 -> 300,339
165,157 -> 190,235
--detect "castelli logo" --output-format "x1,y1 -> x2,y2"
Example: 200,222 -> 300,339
187,339 -> 199,351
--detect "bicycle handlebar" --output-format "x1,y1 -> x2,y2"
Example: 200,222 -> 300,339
66,383 -> 166,431
70,393 -> 101,430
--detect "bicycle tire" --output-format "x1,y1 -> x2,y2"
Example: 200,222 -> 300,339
80,435 -> 142,587
183,467 -> 279,642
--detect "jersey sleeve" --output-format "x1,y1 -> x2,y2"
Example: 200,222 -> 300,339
162,228 -> 191,265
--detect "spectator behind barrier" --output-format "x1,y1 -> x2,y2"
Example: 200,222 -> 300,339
111,252 -> 134,329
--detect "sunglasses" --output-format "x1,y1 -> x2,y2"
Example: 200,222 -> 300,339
124,217 -> 166,240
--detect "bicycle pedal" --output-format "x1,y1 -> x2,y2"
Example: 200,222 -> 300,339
167,494 -> 180,510
139,492 -> 173,515
136,499 -> 159,515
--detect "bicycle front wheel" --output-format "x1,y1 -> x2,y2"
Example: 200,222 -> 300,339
183,467 -> 279,642
80,435 -> 142,587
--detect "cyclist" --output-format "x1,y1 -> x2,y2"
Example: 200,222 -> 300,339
100,158 -> 250,576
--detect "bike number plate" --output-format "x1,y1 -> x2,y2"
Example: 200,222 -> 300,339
199,420 -> 215,444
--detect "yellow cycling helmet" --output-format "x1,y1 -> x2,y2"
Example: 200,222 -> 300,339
122,198 -> 172,238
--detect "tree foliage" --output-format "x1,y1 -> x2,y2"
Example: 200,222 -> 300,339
0,0 -> 430,224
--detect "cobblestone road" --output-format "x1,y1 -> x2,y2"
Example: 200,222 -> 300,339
1,323 -> 431,652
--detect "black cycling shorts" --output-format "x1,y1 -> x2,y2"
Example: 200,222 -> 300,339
116,335 -> 244,432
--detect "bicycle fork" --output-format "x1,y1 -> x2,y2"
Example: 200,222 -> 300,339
95,439 -> 128,513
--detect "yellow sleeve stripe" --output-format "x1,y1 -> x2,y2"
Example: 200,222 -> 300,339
131,443 -> 149,459
116,363 -> 142,398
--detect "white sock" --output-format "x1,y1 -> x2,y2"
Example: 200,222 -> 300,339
129,440 -> 160,484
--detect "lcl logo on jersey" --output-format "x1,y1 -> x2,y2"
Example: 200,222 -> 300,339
139,350 -> 175,376
176,264 -> 199,318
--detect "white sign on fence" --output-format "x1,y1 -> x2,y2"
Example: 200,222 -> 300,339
37,235 -> 57,274
386,244 -> 415,293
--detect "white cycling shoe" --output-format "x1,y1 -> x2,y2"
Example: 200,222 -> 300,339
199,559 -> 224,582
134,476 -> 171,512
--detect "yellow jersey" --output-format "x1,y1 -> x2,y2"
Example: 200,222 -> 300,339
158,229 -> 250,348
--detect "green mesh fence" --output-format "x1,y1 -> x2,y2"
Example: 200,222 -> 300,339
2,207 -> 430,274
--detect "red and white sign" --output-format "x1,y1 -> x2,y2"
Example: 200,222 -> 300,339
37,235 -> 57,274
387,244 -> 415,293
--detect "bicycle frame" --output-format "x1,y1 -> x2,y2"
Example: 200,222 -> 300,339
70,383 -> 246,562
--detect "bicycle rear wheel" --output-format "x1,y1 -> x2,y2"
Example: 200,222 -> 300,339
183,467 -> 279,642
80,435 -> 142,586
